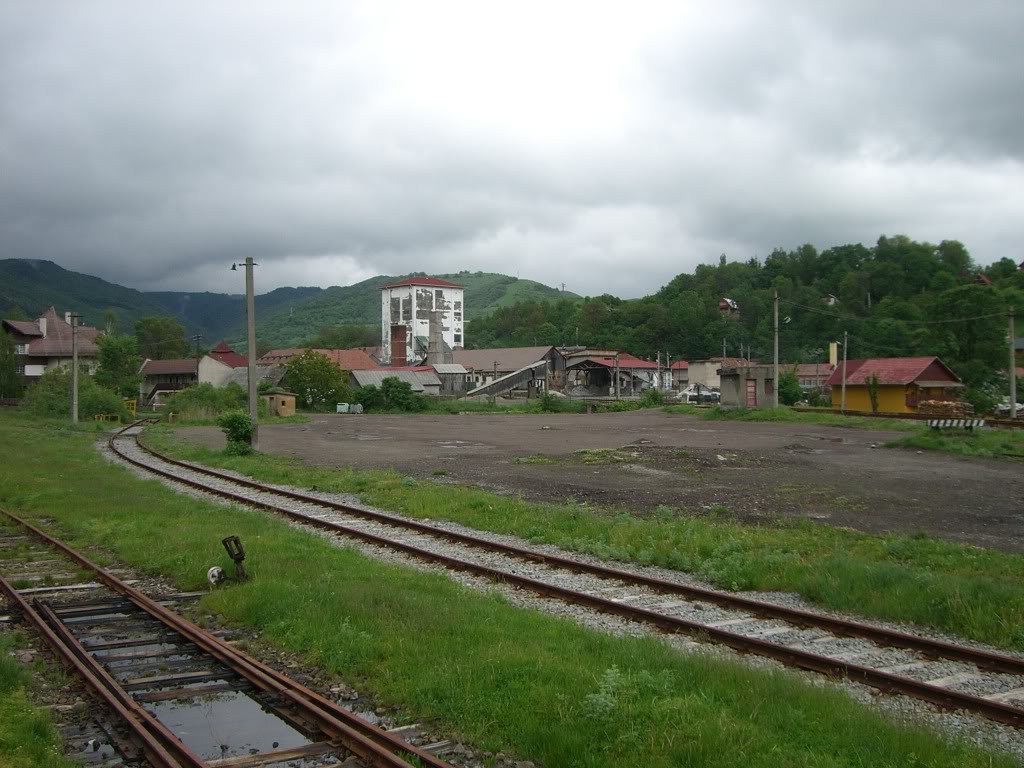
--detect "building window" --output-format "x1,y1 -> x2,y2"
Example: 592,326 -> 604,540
16,364 -> 25,375
454,333 -> 462,344
14,344 -> 27,355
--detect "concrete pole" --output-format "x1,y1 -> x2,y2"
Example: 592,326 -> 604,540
614,353 -> 620,400
666,353 -> 671,391
71,315 -> 79,424
1010,307 -> 1017,420
772,288 -> 779,408
840,331 -> 848,415
245,257 -> 259,450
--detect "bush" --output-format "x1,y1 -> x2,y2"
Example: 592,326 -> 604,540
778,371 -> 803,406
286,350 -> 350,410
24,367 -> 127,420
164,382 -> 257,421
639,388 -> 664,408
217,410 -> 254,454
354,377 -> 427,413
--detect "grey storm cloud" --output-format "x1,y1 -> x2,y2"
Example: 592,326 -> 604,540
0,1 -> 1021,298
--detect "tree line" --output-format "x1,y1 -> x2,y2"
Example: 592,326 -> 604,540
466,236 -> 1024,410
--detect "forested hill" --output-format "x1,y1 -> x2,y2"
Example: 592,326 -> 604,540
467,236 -> 1023,408
237,271 -> 579,348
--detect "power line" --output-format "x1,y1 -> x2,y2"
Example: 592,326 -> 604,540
778,299 -> 1005,325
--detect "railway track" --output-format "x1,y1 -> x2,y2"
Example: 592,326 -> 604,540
110,422 -> 1024,731
0,507 -> 453,768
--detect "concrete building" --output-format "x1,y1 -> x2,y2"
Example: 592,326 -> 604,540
686,357 -> 750,390
139,341 -> 249,405
380,277 -> 464,365
2,307 -> 100,384
825,357 -> 962,414
719,364 -> 775,408
669,361 -> 689,389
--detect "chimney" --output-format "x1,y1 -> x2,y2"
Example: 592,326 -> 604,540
427,311 -> 442,365
390,324 -> 407,367
829,342 -> 838,368
65,311 -> 72,324
39,317 -> 47,337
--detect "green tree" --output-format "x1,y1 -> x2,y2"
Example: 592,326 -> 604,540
286,350 -> 349,410
4,305 -> 29,321
0,330 -> 21,398
778,371 -> 803,406
135,317 -> 189,360
95,335 -> 143,398
867,373 -> 880,413
24,366 -> 126,419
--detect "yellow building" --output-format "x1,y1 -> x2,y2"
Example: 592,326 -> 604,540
827,356 -> 962,414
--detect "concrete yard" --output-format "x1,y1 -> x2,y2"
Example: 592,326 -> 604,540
177,410 -> 1024,553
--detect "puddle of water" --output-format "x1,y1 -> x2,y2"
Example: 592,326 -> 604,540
145,690 -> 311,759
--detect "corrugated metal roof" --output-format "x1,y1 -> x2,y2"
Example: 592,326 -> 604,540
454,346 -> 555,372
431,363 -> 467,374
349,370 -> 426,391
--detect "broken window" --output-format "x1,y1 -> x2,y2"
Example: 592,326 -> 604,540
454,333 -> 462,344
390,296 -> 401,323
401,296 -> 412,322
453,300 -> 462,321
416,288 -> 433,314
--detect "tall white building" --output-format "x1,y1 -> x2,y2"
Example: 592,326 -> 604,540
380,276 -> 464,365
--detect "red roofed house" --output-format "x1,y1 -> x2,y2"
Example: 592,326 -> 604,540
138,341 -> 250,406
381,276 -> 464,365
825,356 -> 962,414
207,341 -> 249,369
2,307 -> 101,384
257,348 -> 379,371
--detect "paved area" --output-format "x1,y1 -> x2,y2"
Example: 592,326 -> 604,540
178,411 -> 1024,553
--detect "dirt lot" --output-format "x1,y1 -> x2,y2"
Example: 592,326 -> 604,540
178,410 -> 1024,553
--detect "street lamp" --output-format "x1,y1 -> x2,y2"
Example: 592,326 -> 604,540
232,259 -> 259,449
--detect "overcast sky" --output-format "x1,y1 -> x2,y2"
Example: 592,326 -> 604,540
1,2 -> 1021,298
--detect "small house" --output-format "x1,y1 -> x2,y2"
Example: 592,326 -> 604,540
719,364 -> 775,408
669,361 -> 689,389
261,389 -> 297,417
825,357 -> 962,414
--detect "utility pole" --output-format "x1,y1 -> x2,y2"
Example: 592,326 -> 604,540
722,338 -> 726,359
1010,307 -> 1017,420
666,353 -> 671,391
656,351 -> 661,393
840,331 -> 848,415
239,258 -> 259,450
614,352 -> 620,400
70,313 -> 80,424
772,288 -> 779,408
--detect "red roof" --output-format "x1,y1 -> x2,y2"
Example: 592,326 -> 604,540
257,348 -> 379,370
587,353 -> 659,370
381,276 -> 464,290
207,340 -> 248,368
670,361 -> 689,370
141,358 -> 198,376
826,357 -> 960,387
24,308 -> 100,357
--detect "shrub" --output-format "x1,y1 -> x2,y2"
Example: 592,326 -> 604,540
778,371 -> 803,407
24,366 -> 127,420
164,382 -> 258,421
639,388 -> 664,408
354,377 -> 427,412
217,409 -> 254,454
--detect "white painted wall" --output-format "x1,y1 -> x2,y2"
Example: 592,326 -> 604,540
198,356 -> 233,386
380,283 -> 465,364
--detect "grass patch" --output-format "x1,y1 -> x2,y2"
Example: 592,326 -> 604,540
515,449 -> 644,466
665,405 -> 922,432
0,632 -> 74,768
0,414 -> 1017,766
888,429 -> 1024,460
144,423 -> 1024,651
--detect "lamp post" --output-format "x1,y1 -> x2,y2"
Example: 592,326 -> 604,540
232,259 -> 259,449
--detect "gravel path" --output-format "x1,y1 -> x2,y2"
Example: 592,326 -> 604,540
104,432 -> 1024,761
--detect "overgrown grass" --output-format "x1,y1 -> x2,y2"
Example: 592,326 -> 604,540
665,404 -> 923,431
0,632 -> 74,768
145,424 -> 1024,651
888,428 -> 1024,460
0,414 -> 1017,766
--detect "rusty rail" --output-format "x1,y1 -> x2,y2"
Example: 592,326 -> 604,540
0,503 -> 451,768
112,425 -> 1024,728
